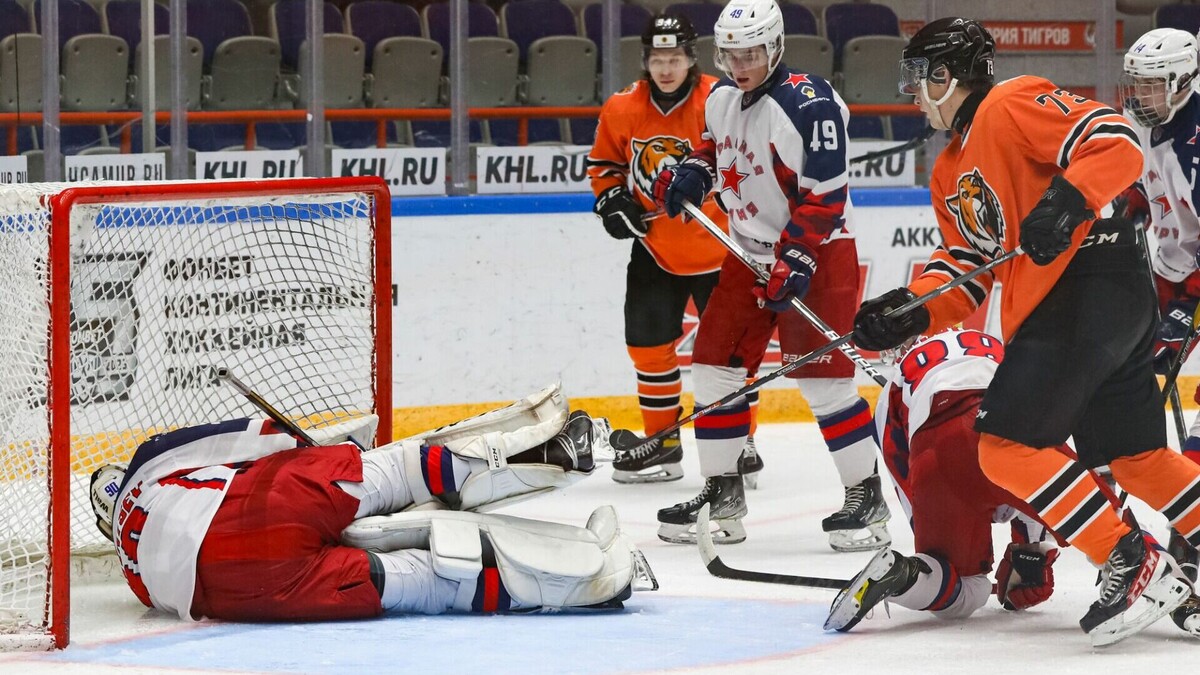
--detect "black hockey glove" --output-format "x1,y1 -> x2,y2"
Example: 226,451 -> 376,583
1154,298 -> 1200,375
594,186 -> 648,240
656,159 -> 713,218
853,287 -> 930,352
1019,175 -> 1094,266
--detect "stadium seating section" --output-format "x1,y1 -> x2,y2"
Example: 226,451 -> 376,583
1,0 -> 1193,154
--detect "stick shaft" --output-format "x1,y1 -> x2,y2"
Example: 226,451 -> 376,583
217,368 -> 320,447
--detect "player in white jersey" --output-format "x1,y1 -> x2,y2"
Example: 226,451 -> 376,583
650,0 -> 888,550
827,329 -> 1200,637
88,385 -> 656,622
1119,27 -> 1200,581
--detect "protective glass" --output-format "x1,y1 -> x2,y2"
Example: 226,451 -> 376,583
898,57 -> 930,95
1119,73 -> 1173,127
715,46 -> 768,72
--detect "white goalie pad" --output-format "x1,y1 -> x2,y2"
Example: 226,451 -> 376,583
342,506 -> 657,610
309,414 -> 380,450
403,384 -> 568,446
370,384 -> 586,511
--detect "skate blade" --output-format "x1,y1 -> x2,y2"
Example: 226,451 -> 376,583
823,547 -> 895,632
1089,575 -> 1190,647
612,463 -> 684,484
631,550 -> 660,592
828,522 -> 892,553
588,417 -> 617,463
657,518 -> 746,545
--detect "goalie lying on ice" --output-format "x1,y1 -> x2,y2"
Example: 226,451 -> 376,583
89,384 -> 657,622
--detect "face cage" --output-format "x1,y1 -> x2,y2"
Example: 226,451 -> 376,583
1119,73 -> 1187,127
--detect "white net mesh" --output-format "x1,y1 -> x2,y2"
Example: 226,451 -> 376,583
0,180 -> 385,647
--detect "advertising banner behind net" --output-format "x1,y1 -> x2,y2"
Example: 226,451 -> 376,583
476,146 -> 591,194
332,148 -> 445,196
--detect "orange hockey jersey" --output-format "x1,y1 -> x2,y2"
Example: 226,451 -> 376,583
910,76 -> 1143,340
587,75 -> 728,276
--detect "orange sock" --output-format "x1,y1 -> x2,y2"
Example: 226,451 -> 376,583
1110,447 -> 1200,546
628,344 -> 683,436
978,433 -> 1128,565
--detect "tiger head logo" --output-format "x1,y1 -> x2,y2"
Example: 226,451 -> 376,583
946,168 -> 1005,258
630,136 -> 693,199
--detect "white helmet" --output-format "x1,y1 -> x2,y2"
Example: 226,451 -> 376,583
89,464 -> 127,541
1121,28 -> 1198,127
713,0 -> 785,79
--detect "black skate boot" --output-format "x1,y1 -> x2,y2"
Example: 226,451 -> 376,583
610,427 -> 684,484
1079,528 -> 1189,647
512,410 -> 596,473
738,435 -> 764,490
824,548 -> 926,632
822,474 -> 891,552
657,474 -> 747,544
1172,593 -> 1200,638
1169,527 -> 1199,584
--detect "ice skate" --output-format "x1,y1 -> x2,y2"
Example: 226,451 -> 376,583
657,474 -> 746,544
824,548 -> 925,632
738,435 -> 764,490
1168,527 -> 1198,584
1080,529 -> 1189,647
513,410 -> 596,473
610,428 -> 684,484
1171,594 -> 1200,638
822,474 -> 891,552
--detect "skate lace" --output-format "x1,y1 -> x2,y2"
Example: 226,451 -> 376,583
1097,548 -> 1140,606
834,484 -> 867,516
680,479 -> 717,509
626,435 -> 665,459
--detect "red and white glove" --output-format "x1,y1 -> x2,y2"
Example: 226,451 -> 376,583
995,542 -> 1059,610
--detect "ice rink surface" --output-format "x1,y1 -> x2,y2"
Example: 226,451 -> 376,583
3,421 -> 1198,674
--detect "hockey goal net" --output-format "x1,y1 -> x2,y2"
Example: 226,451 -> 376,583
0,177 -> 392,649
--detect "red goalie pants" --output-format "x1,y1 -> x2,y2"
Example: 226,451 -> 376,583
889,390 -> 1033,575
191,444 -> 383,621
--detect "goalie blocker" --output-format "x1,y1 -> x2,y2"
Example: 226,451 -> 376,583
90,384 -> 654,621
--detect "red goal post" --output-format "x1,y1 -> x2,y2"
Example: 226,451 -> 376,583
0,177 -> 392,649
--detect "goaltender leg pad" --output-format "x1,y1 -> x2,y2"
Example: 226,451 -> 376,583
341,507 -> 657,611
310,414 -> 380,450
403,384 -> 568,446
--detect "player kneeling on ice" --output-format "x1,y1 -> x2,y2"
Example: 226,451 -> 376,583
89,384 -> 656,621
826,331 -> 1200,640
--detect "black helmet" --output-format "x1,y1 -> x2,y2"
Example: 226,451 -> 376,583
901,17 -> 994,89
642,13 -> 697,57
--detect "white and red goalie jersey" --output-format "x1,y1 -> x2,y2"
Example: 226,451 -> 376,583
112,418 -> 306,619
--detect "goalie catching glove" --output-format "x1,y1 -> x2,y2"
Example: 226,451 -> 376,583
995,542 -> 1059,610
752,242 -> 817,312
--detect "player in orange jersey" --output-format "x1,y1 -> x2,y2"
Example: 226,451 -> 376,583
587,13 -> 761,486
851,17 -> 1200,646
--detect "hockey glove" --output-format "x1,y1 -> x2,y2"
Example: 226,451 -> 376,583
752,242 -> 818,312
1154,298 -> 1200,375
852,287 -> 931,352
656,159 -> 713,218
594,186 -> 648,240
995,542 -> 1059,610
1019,175 -> 1094,266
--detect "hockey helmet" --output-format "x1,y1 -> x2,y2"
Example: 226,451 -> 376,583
1121,28 -> 1199,127
90,463 -> 127,541
899,18 -> 995,99
713,0 -> 785,79
642,13 -> 697,57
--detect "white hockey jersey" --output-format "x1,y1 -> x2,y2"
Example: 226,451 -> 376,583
1132,93 -> 1200,282
693,67 -> 855,264
874,329 -> 1002,445
112,418 -> 302,619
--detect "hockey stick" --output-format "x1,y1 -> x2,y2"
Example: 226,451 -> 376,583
216,368 -> 367,451
696,504 -> 849,589
849,126 -> 936,165
681,200 -> 888,386
1162,299 -> 1200,408
618,247 -> 1022,453
1133,219 -> 1190,443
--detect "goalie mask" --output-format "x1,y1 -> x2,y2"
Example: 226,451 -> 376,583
1121,28 -> 1199,127
90,464 -> 127,541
